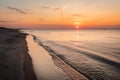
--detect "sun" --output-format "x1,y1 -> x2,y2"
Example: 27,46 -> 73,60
76,25 -> 79,29
74,22 -> 80,29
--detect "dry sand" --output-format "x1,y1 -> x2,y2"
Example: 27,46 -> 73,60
0,27 -> 37,80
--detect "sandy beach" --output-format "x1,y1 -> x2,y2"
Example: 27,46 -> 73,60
0,27 -> 37,80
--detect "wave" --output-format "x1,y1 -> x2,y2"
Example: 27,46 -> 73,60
32,35 -> 120,80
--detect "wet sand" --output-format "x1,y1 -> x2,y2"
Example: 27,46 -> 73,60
26,35 -> 71,80
0,27 -> 37,80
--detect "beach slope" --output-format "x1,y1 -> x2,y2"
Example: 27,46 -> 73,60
0,27 -> 37,80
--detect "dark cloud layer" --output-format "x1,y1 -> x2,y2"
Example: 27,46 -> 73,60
7,7 -> 27,14
0,20 -> 16,22
54,8 -> 61,11
40,6 -> 51,10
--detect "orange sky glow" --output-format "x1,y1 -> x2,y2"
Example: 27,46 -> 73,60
0,0 -> 120,29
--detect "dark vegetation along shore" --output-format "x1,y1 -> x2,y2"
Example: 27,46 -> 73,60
0,27 -> 37,80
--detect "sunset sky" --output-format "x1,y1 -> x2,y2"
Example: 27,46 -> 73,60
0,0 -> 120,29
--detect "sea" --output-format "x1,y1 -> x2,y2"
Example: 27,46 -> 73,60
23,29 -> 120,80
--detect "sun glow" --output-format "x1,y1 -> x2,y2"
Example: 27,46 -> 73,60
74,21 -> 80,29
74,22 -> 80,25
76,25 -> 79,29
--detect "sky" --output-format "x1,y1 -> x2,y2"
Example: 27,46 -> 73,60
0,0 -> 120,29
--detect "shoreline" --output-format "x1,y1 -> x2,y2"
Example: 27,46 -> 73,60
0,27 -> 37,80
30,31 -> 120,80
26,35 -> 71,80
32,35 -> 88,80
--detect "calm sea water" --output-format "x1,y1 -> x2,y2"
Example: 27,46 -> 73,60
23,29 -> 120,80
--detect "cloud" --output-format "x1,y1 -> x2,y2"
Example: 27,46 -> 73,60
40,6 -> 61,11
40,6 -> 52,10
71,14 -> 85,17
54,8 -> 61,11
39,18 -> 45,22
7,7 -> 27,14
0,20 -> 16,22
40,6 -> 62,11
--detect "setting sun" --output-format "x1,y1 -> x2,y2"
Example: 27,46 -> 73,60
76,25 -> 79,29
74,21 -> 80,29
0,0 -> 120,29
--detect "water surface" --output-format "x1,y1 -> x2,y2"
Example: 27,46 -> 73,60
24,29 -> 120,80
